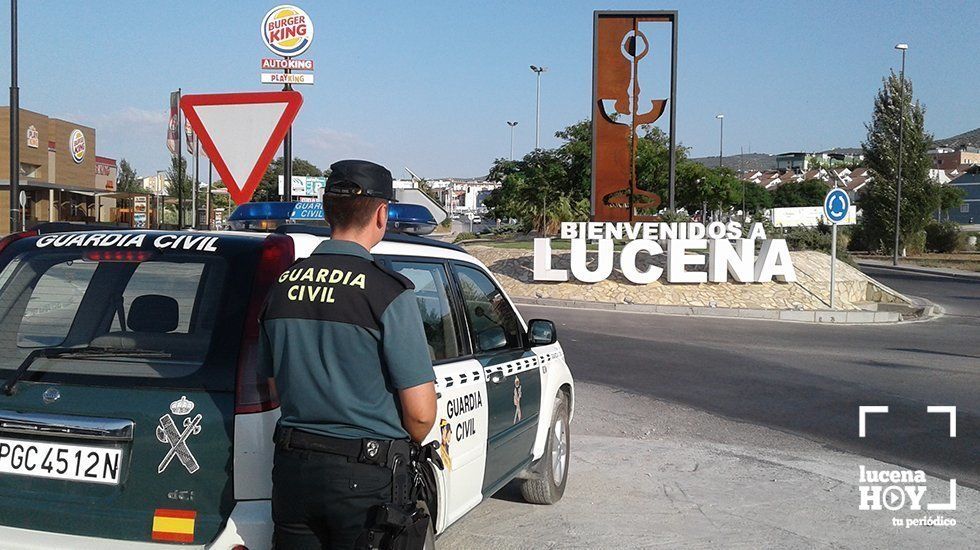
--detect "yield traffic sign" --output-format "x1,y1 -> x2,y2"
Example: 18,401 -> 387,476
180,91 -> 303,204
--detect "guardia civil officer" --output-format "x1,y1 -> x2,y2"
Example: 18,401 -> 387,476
258,160 -> 437,549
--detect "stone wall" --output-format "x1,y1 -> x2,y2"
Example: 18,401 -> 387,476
466,245 -> 910,311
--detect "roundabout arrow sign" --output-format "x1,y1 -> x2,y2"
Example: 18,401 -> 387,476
824,188 -> 850,224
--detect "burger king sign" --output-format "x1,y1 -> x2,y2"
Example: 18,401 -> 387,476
262,5 -> 313,58
70,129 -> 86,164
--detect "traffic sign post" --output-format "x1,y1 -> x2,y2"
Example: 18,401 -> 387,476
179,91 -> 303,205
824,188 -> 851,309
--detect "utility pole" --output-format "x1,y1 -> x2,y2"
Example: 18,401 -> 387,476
9,0 -> 19,233
507,121 -> 518,160
893,43 -> 908,265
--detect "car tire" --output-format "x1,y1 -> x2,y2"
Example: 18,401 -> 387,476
520,392 -> 569,505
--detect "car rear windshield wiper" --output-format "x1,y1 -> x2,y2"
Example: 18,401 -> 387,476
2,347 -> 172,396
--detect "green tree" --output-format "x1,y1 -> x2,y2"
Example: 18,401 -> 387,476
253,157 -> 324,202
739,181 -> 774,214
859,72 -> 940,253
937,184 -> 965,220
165,155 -> 192,200
772,179 -> 829,207
484,120 -> 713,230
674,164 -> 742,220
116,159 -> 146,193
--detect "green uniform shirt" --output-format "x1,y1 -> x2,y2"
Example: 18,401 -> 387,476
258,239 -> 435,440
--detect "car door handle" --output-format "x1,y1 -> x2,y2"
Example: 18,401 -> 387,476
489,372 -> 504,385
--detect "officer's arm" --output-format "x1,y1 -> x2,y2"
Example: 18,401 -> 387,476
398,382 -> 437,443
381,290 -> 437,442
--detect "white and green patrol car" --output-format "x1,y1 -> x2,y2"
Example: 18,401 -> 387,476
0,223 -> 574,549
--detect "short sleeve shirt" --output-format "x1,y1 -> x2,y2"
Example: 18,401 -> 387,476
258,239 -> 436,440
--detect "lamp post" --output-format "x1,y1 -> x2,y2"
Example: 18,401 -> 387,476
530,65 -> 547,149
893,43 -> 908,266
507,121 -> 518,160
715,114 -> 724,169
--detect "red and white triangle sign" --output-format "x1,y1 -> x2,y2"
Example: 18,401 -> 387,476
180,91 -> 303,204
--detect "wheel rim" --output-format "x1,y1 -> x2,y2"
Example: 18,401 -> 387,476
551,416 -> 567,483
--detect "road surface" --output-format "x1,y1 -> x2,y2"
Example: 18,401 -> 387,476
441,265 -> 978,548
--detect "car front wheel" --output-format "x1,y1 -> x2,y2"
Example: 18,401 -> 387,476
520,392 -> 569,504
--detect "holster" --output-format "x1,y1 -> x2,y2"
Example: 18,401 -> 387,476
362,442 -> 442,550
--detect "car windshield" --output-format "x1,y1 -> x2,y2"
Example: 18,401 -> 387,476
0,243 -> 247,390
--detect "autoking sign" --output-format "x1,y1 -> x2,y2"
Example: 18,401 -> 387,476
534,221 -> 796,284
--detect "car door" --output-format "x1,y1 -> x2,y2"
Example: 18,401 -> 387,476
384,258 -> 489,532
450,262 -> 541,497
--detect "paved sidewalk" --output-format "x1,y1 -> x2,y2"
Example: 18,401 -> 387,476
857,259 -> 980,280
511,296 -> 933,324
439,383 -> 977,549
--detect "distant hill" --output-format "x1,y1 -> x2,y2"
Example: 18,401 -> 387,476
689,152 -> 777,172
934,127 -> 980,148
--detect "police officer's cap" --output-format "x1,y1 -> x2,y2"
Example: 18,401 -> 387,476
323,160 -> 397,202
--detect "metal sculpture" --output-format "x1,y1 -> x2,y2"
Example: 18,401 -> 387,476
592,11 -> 678,222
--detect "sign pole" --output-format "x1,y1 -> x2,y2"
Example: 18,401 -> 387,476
283,70 -> 293,202
206,159 -> 212,230
830,223 -> 837,309
192,140 -> 199,229
823,188 -> 850,310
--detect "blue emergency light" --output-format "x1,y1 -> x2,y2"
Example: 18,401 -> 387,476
228,201 -> 438,235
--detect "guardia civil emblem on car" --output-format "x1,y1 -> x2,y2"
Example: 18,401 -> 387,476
156,396 -> 203,474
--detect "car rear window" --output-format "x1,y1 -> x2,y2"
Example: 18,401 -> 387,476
0,239 -> 255,390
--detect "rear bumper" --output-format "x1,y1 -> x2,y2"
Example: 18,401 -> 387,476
0,500 -> 272,550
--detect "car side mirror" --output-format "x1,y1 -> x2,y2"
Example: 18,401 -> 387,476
526,319 -> 557,347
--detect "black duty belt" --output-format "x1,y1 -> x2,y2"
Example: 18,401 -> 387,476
274,426 -> 410,467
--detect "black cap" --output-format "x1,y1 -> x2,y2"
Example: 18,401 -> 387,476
323,159 -> 397,202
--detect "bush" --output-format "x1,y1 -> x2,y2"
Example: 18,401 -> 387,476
904,230 -> 926,255
784,227 -> 833,253
453,232 -> 478,243
924,221 -> 962,253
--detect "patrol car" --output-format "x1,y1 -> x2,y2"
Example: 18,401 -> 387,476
0,222 -> 574,549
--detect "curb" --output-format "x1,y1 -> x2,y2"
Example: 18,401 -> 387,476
857,260 -> 980,281
511,296 -> 928,324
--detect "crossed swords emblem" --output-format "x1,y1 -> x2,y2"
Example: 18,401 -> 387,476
156,413 -> 203,474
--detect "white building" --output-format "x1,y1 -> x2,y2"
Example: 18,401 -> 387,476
141,171 -> 170,195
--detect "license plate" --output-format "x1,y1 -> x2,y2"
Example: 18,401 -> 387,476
0,437 -> 122,485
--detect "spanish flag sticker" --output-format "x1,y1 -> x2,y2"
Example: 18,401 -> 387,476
152,508 -> 196,543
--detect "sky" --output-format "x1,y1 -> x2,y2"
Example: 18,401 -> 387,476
0,0 -> 977,180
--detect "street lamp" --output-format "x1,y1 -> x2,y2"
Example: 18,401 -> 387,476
507,121 -> 518,160
893,43 -> 908,266
9,0 -> 20,232
530,65 -> 547,149
715,114 -> 724,169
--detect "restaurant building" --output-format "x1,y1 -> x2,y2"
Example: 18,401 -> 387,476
0,107 -> 120,234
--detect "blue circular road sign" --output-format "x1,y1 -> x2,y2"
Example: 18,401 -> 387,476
824,188 -> 850,224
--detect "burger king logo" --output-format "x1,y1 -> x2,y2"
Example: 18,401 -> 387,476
261,5 -> 313,58
70,129 -> 86,164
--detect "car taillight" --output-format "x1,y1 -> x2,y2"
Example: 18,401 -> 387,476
0,229 -> 38,256
235,233 -> 294,414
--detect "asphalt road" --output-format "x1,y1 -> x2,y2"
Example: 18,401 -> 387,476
517,266 -> 980,489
